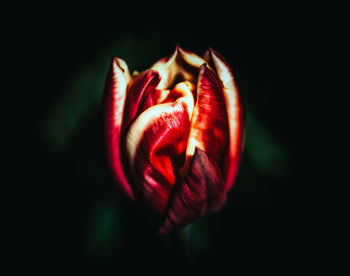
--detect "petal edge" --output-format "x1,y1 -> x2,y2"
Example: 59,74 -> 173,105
158,148 -> 226,235
103,57 -> 136,200
208,49 -> 245,191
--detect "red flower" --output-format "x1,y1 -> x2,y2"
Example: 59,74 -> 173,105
103,46 -> 244,234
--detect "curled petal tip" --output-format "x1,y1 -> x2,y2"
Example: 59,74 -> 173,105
204,47 -> 222,60
208,47 -> 217,56
176,44 -> 185,53
113,57 -> 126,71
203,48 -> 221,64
103,57 -> 135,201
149,69 -> 162,80
176,44 -> 188,53
203,49 -> 210,61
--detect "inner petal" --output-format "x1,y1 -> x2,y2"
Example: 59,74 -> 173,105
138,81 -> 196,116
125,81 -> 195,213
151,46 -> 208,90
181,64 -> 230,177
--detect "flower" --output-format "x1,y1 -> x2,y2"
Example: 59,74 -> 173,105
103,46 -> 244,235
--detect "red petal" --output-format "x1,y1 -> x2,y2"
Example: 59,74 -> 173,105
184,63 -> 230,172
206,49 -> 245,191
125,83 -> 195,214
138,83 -> 195,114
103,57 -> 135,200
122,70 -> 161,128
158,148 -> 226,235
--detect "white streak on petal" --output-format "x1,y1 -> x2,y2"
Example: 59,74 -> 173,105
151,46 -> 208,90
178,47 -> 208,69
209,49 -> 242,190
126,82 -> 194,165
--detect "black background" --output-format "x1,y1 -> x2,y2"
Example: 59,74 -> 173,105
20,4 -> 327,272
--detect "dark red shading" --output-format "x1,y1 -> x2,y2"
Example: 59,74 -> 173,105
207,48 -> 245,191
158,148 -> 226,235
123,70 -> 161,128
132,101 -> 192,214
191,64 -> 230,169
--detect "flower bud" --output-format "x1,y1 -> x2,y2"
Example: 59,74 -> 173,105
103,46 -> 244,234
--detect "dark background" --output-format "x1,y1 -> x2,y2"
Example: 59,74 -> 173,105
22,5 -> 325,272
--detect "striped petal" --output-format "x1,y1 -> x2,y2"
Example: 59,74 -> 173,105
126,82 -> 195,213
103,57 -> 135,200
204,48 -> 245,191
158,148 -> 226,235
183,63 -> 230,176
103,47 -> 245,235
122,70 -> 161,128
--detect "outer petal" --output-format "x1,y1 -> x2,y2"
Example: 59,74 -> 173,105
103,57 -> 135,200
183,63 -> 229,175
205,49 -> 245,191
125,82 -> 195,213
158,148 -> 226,235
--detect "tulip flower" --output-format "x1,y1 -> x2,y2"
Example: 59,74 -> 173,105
103,46 -> 244,235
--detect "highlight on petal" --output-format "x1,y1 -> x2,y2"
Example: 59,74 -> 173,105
103,57 -> 136,200
151,45 -> 208,90
182,63 -> 229,177
158,148 -> 226,235
125,81 -> 195,213
205,48 -> 245,191
177,46 -> 209,70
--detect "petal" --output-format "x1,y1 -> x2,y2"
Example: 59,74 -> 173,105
177,45 -> 210,70
103,57 -> 136,200
183,63 -> 230,176
126,82 -> 195,213
158,148 -> 226,235
137,88 -> 171,112
138,81 -> 196,114
122,70 -> 161,128
151,45 -> 208,90
206,49 -> 245,191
